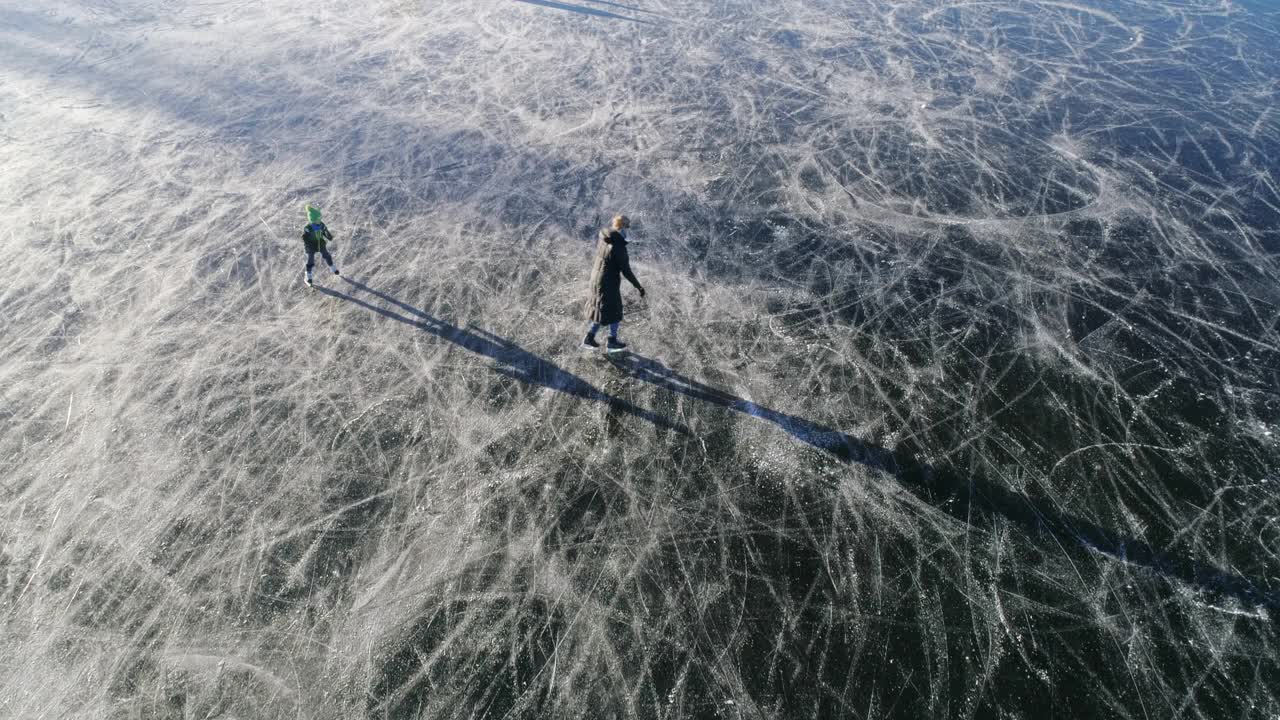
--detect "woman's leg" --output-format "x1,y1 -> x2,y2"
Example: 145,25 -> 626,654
605,322 -> 627,349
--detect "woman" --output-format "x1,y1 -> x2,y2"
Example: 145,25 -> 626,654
582,214 -> 646,351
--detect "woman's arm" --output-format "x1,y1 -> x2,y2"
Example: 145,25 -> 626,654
619,247 -> 645,295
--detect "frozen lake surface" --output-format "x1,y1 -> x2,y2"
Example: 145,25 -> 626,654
1,0 -> 1278,717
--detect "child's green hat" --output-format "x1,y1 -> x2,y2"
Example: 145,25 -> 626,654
306,205 -> 322,224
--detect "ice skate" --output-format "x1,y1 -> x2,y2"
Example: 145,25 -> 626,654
606,337 -> 628,353
331,265 -> 341,276
581,334 -> 601,350
304,271 -> 314,287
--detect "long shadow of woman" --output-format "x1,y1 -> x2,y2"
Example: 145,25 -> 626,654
607,353 -> 1279,613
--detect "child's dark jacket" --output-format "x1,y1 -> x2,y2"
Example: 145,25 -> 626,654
303,223 -> 333,253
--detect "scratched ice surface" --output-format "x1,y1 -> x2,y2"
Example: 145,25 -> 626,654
1,0 -> 1278,717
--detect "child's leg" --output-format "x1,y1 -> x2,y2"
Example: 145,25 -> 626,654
609,322 -> 620,338
586,322 -> 601,337
320,248 -> 337,271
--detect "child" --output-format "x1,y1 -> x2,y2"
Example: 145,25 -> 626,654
582,214 -> 645,351
302,204 -> 340,286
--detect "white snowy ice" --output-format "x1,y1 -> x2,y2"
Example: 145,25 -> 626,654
1,1 -> 1278,717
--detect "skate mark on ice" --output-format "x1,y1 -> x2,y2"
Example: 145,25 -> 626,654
578,0 -> 662,15
512,0 -> 657,25
612,354 -> 1280,613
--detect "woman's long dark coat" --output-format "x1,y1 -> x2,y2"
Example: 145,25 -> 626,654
584,230 -> 641,325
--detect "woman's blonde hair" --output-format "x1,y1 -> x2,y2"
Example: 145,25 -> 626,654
611,214 -> 631,230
